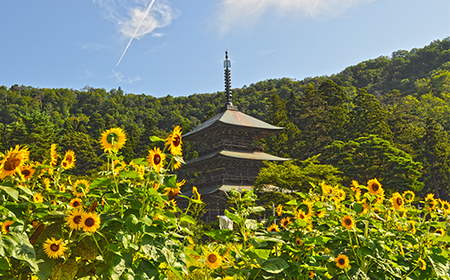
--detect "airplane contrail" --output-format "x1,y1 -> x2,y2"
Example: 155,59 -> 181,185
116,0 -> 157,66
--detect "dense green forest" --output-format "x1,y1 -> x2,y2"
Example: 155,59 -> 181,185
1,37 -> 449,200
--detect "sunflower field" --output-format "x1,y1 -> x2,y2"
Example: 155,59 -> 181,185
0,127 -> 449,280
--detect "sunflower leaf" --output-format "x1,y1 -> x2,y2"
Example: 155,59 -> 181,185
0,185 -> 19,201
149,136 -> 165,142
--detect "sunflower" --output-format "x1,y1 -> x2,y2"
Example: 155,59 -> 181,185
295,209 -> 310,221
205,252 -> 222,269
425,193 -> 437,211
70,198 -> 82,208
65,208 -> 86,230
295,238 -> 303,246
367,178 -> 383,195
408,220 -> 417,235
61,150 -> 76,170
100,127 -> 127,153
335,254 -> 350,269
335,189 -> 346,202
352,185 -> 362,201
276,204 -> 283,216
147,147 -> 166,173
442,200 -> 450,215
316,210 -> 325,218
390,192 -> 404,211
0,145 -> 30,179
267,224 -> 280,232
173,160 -> 182,170
403,190 -> 415,203
321,182 -> 332,196
50,144 -> 58,167
20,164 -> 35,181
417,257 -> 426,270
80,212 -> 101,233
192,186 -> 201,201
308,271 -> 315,278
43,177 -> 51,189
72,179 -> 90,198
165,179 -> 185,200
1,220 -> 14,234
43,237 -> 67,259
33,193 -> 44,203
434,228 -> 445,236
165,126 -> 183,156
280,217 -> 291,229
341,215 -> 355,230
59,184 -> 66,193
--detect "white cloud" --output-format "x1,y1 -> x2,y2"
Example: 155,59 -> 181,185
94,0 -> 177,40
111,70 -> 142,83
118,1 -> 175,39
216,0 -> 375,34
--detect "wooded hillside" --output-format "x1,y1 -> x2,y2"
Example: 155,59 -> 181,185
1,37 -> 449,199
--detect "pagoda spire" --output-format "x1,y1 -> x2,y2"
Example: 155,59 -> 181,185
224,51 -> 232,106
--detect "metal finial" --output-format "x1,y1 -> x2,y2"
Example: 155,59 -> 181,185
224,51 -> 232,106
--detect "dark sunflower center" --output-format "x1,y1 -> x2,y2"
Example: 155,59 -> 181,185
296,240 -> 302,245
50,244 -> 59,252
154,154 -> 161,165
436,230 -> 442,235
22,170 -> 31,176
85,217 -> 95,227
207,254 -> 217,263
5,225 -> 10,232
73,201 -> 80,207
283,220 -> 289,226
173,135 -> 181,147
372,184 -> 379,191
74,215 -> 82,224
66,155 -> 73,163
106,132 -> 119,144
63,162 -> 68,167
5,156 -> 21,171
345,218 -> 352,225
396,197 -> 403,206
338,258 -> 345,265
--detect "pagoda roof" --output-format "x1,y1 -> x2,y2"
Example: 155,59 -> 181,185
182,150 -> 290,168
183,109 -> 283,140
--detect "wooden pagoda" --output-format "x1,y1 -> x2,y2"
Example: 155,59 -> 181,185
179,52 -> 289,203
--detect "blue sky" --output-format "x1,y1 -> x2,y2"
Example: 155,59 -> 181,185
1,0 -> 449,97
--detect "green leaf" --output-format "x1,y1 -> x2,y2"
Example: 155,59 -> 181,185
2,232 -> 38,272
90,177 -> 111,189
260,258 -> 289,274
225,209 -> 243,224
245,219 -> 258,230
0,185 -> 19,201
17,185 -> 34,197
149,136 -> 165,142
204,230 -> 234,242
136,259 -> 159,280
249,206 -> 265,213
0,258 -> 9,270
118,171 -> 141,179
180,214 -> 196,225
286,199 -> 298,206
125,214 -> 141,233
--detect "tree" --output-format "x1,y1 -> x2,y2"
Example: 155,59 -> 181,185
323,135 -> 423,193
415,118 -> 450,200
4,111 -> 58,162
346,88 -> 393,142
254,155 -> 342,193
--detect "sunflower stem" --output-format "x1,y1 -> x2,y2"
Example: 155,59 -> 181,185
91,233 -> 104,258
